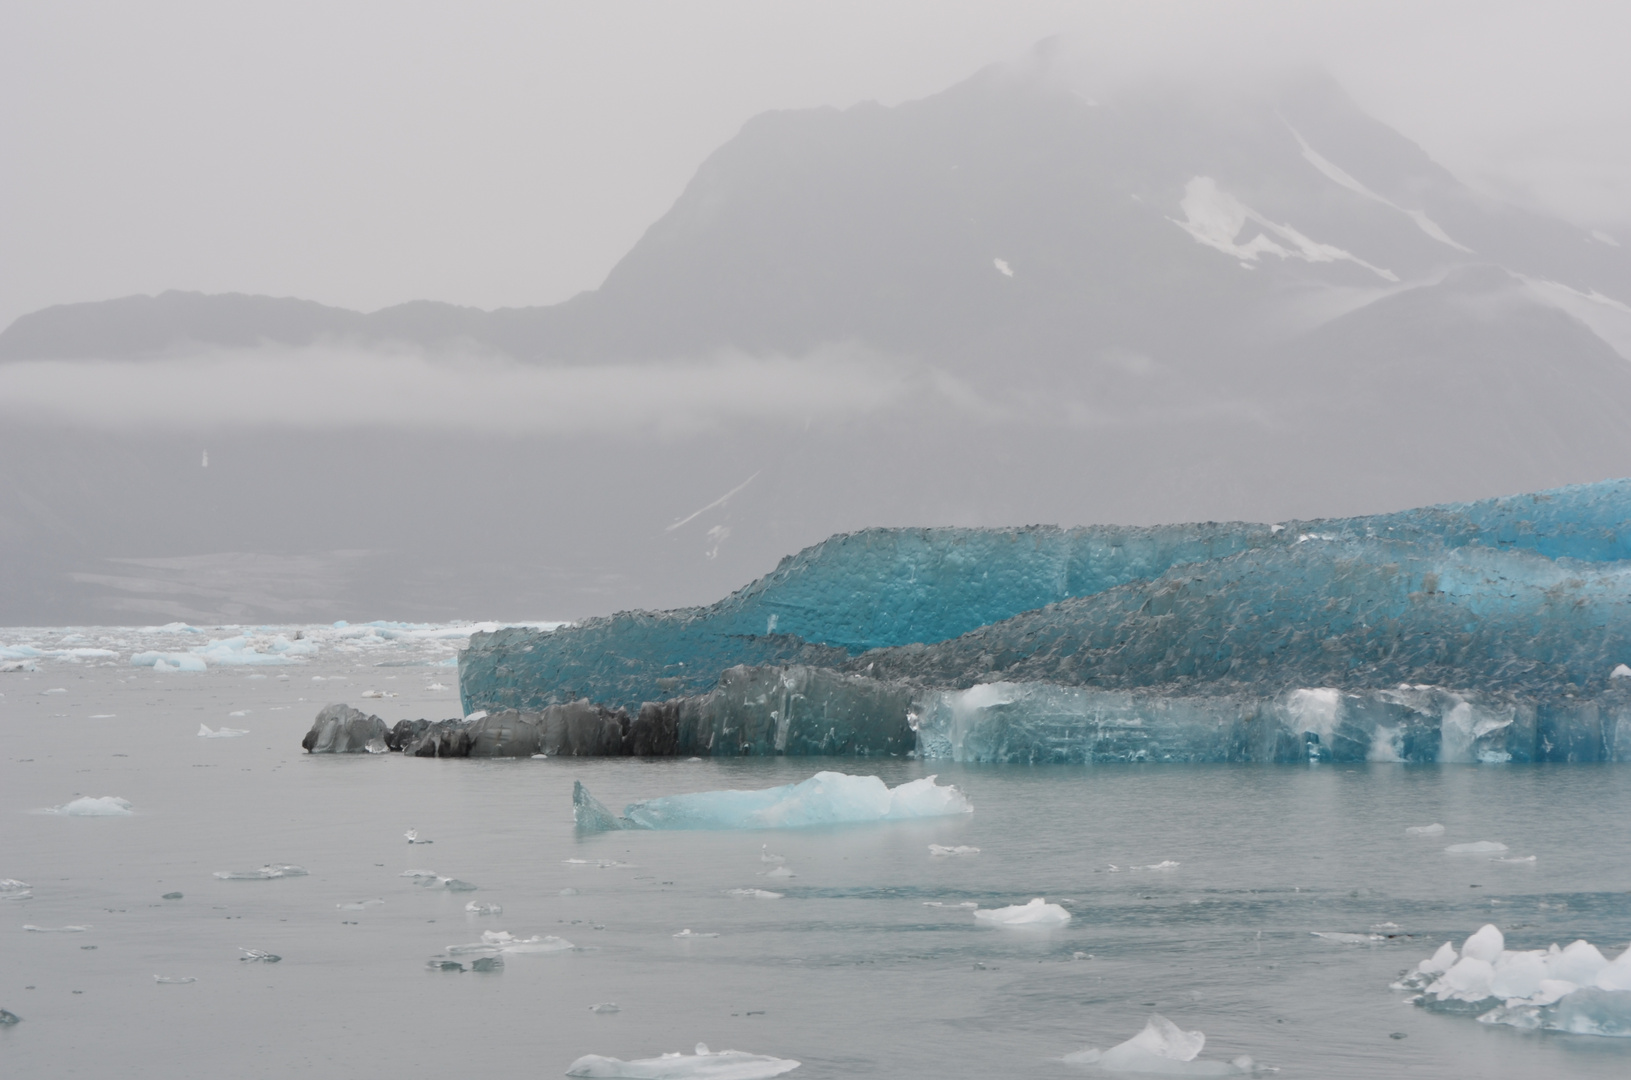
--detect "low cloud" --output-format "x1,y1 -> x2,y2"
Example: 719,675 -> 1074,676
0,342 -> 984,435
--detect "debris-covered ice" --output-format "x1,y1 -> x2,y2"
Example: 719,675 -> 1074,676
566,1042 -> 800,1079
973,898 -> 1071,927
1396,924 -> 1631,1036
214,864 -> 307,880
39,795 -> 132,816
574,772 -> 971,831
1065,1014 -> 1259,1075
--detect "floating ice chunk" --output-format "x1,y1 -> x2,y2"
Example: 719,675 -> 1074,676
428,682 -> 451,690
405,829 -> 432,844
1405,824 -> 1445,836
0,659 -> 37,672
361,690 -> 395,699
1311,932 -> 1384,944
1403,929 -> 1631,1036
42,795 -> 133,816
1,879 -> 32,894
923,901 -> 978,908
131,651 -> 207,671
1495,855 -> 1537,864
728,889 -> 783,900
336,899 -> 384,911
566,1042 -> 800,1079
590,1002 -> 621,1014
42,687 -> 66,694
1416,942 -> 1458,976
418,876 -> 478,891
1445,841 -> 1508,854
24,924 -> 91,932
674,929 -> 720,938
466,901 -> 503,915
973,898 -> 1071,927
1461,925 -> 1505,963
1612,664 -> 1631,679
1067,1014 -> 1252,1075
1550,941 -> 1609,986
1135,861 -> 1179,871
153,975 -> 196,984
238,948 -> 281,962
576,772 -> 971,832
560,888 -> 580,896
450,930 -> 573,955
400,869 -> 438,878
214,864 -> 307,880
760,866 -> 795,879
1597,947 -> 1631,992
198,724 -> 249,738
928,845 -> 980,856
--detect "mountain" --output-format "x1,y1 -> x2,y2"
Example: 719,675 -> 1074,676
3,58 -> 1630,625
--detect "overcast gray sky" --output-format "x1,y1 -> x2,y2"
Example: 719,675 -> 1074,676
3,0 -> 1628,332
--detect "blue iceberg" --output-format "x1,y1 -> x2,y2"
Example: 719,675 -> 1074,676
464,480 -> 1631,764
573,772 -> 972,831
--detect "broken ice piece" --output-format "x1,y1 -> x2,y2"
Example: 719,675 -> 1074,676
1311,932 -> 1384,944
727,889 -> 783,900
238,949 -> 281,962
760,866 -> 795,879
973,898 -> 1070,927
153,975 -> 196,984
589,1002 -> 620,1014
427,960 -> 464,972
673,929 -> 720,938
1065,1013 -> 1254,1075
400,869 -> 438,878
566,1042 -> 799,1079
465,901 -> 503,915
470,956 -> 503,972
215,864 -> 307,880
337,899 -> 385,910
928,844 -> 980,856
198,724 -> 249,738
42,795 -> 132,816
1495,854 -> 1537,863
23,925 -> 90,933
1405,823 -> 1445,836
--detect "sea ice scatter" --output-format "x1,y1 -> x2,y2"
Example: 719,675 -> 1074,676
566,1042 -> 800,1078
1396,924 -> 1631,1037
1065,1013 -> 1259,1075
40,796 -> 133,816
574,772 -> 971,831
973,898 -> 1071,927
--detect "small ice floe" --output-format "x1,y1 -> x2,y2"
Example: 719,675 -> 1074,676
1311,932 -> 1385,945
1495,855 -> 1538,864
43,687 -> 66,695
1065,1013 -> 1259,1074
24,924 -> 91,933
465,901 -> 503,915
1612,663 -> 1631,679
560,888 -> 580,896
760,845 -> 785,864
1,879 -> 31,902
575,772 -> 971,831
759,866 -> 796,879
153,975 -> 196,985
1396,924 -> 1631,1036
1405,823 -> 1445,836
419,876 -> 477,892
727,889 -> 784,900
589,1002 -> 621,1014
428,683 -> 450,691
336,899 -> 384,911
674,929 -> 720,938
198,724 -> 249,738
923,901 -> 978,909
974,898 -> 1071,927
566,1042 -> 800,1079
929,845 -> 980,857
229,710 -> 249,717
1135,861 -> 1180,871
1445,841 -> 1509,854
1,659 -> 37,672
238,948 -> 281,963
360,690 -> 395,699
89,714 -> 115,719
401,869 -> 438,878
405,829 -> 432,844
214,864 -> 307,880
39,795 -> 133,816
447,930 -> 573,955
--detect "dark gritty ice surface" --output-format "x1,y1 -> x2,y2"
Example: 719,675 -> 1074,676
2,630 -> 1630,1079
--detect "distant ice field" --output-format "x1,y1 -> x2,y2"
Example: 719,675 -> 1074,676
2,626 -> 1629,1078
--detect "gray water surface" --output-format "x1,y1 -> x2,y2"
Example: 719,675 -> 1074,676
3,645 -> 1630,1078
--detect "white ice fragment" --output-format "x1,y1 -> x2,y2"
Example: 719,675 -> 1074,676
1462,924 -> 1506,963
1596,946 -> 1631,992
428,682 -> 450,690
1612,664 -> 1631,679
759,845 -> 785,864
24,924 -> 91,932
727,889 -> 783,900
336,899 -> 384,910
42,687 -> 66,694
1067,1014 -> 1251,1074
198,724 -> 249,738
1446,841 -> 1508,854
360,690 -> 395,699
400,869 -> 438,878
760,866 -> 795,879
589,1002 -> 621,1014
229,710 -> 249,717
1404,823 -> 1445,836
673,929 -> 719,938
993,258 -> 1014,277
153,975 -> 196,984
1311,931 -> 1384,944
1136,861 -> 1180,871
1548,941 -> 1609,985
1418,941 -> 1458,976
973,898 -> 1070,927
466,901 -> 503,915
41,795 -> 132,816
566,1042 -> 799,1079
1495,855 -> 1537,864
405,829 -> 432,844
213,864 -> 307,880
238,948 -> 281,962
604,771 -> 972,831
928,844 -> 980,857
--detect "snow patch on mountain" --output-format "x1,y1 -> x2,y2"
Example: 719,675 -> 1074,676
1288,127 -> 1473,254
1173,176 -> 1399,282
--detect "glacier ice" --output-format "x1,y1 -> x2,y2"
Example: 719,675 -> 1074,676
213,864 -> 307,880
1065,1014 -> 1257,1075
40,795 -> 132,816
573,772 -> 971,832
566,1042 -> 799,1079
458,479 -> 1631,764
1396,925 -> 1631,1036
973,898 -> 1071,927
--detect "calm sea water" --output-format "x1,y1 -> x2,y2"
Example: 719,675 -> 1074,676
3,627 -> 1630,1078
